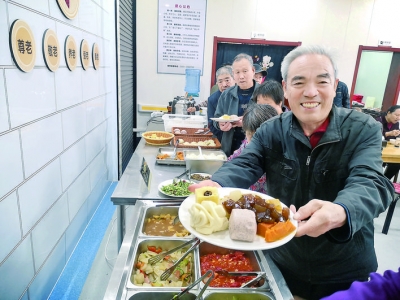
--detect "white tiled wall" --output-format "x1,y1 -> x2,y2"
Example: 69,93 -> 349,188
0,1 -> 117,299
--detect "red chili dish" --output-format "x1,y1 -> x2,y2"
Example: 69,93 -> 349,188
200,251 -> 256,287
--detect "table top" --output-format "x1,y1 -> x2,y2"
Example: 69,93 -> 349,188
382,144 -> 400,163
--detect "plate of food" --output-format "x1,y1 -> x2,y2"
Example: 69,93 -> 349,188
158,179 -> 195,198
210,114 -> 241,123
178,187 -> 298,251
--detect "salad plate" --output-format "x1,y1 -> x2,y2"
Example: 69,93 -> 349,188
158,179 -> 195,198
178,188 -> 298,251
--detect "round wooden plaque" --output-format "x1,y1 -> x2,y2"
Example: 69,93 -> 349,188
43,29 -> 60,72
9,19 -> 36,72
56,0 -> 80,20
80,39 -> 90,70
92,43 -> 100,70
64,35 -> 77,71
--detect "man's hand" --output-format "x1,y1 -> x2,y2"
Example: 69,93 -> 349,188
188,180 -> 221,192
219,121 -> 232,132
187,107 -> 196,113
231,116 -> 243,128
389,129 -> 400,137
290,200 -> 347,237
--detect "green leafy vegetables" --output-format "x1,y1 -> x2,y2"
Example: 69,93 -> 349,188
161,180 -> 193,196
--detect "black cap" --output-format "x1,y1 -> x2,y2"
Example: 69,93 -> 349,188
253,64 -> 267,77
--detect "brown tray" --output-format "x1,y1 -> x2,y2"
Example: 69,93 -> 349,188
174,136 -> 221,149
172,127 -> 212,136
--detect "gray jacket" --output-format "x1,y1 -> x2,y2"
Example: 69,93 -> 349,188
213,81 -> 260,155
212,106 -> 393,283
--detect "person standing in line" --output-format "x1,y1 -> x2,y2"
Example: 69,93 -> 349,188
213,53 -> 259,156
191,45 -> 393,300
252,79 -> 290,114
333,80 -> 350,108
253,63 -> 267,84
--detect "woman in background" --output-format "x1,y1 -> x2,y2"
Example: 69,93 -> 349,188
228,104 -> 278,194
376,105 -> 400,180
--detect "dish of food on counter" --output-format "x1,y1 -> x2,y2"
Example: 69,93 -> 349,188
158,179 -> 194,197
200,251 -> 257,288
143,213 -> 190,237
131,245 -> 193,287
185,152 -> 225,160
190,173 -> 211,181
178,187 -> 298,250
156,151 -> 184,160
177,138 -> 216,147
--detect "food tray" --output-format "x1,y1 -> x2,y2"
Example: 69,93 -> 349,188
184,149 -> 226,175
174,136 -> 221,149
139,206 -> 192,238
163,114 -> 207,132
172,127 -> 213,137
155,147 -> 186,165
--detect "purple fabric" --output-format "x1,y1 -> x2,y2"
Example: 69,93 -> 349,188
321,268 -> 400,300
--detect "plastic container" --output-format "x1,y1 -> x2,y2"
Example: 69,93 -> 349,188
185,69 -> 201,93
162,114 -> 206,132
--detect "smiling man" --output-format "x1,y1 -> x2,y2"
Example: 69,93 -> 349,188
190,45 -> 393,300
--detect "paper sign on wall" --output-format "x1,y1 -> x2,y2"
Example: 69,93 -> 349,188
43,29 -> 60,72
157,0 -> 207,75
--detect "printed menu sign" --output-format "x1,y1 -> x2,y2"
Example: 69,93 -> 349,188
157,0 -> 206,75
9,19 -> 36,73
140,157 -> 151,188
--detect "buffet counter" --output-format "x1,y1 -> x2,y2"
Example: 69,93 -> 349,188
105,122 -> 294,300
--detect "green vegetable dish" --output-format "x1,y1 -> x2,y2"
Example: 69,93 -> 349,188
161,180 -> 193,197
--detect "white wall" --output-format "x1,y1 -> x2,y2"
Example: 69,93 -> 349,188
136,0 -> 400,128
0,0 -> 117,299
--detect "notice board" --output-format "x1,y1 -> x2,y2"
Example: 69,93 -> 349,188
157,0 -> 206,75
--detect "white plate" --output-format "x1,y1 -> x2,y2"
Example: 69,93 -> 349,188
178,188 -> 298,251
210,117 -> 240,123
158,179 -> 194,198
189,173 -> 212,182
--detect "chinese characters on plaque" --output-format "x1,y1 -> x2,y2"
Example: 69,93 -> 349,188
43,29 -> 60,72
8,20 -> 100,72
157,0 -> 206,75
9,19 -> 36,72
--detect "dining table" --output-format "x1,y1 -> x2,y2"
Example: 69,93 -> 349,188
382,143 -> 400,163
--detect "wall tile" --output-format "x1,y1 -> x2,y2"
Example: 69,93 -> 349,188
86,96 -> 105,132
67,168 -> 90,221
0,235 -> 35,300
60,138 -> 87,189
6,69 -> 56,128
65,200 -> 88,260
89,149 -> 106,189
87,171 -> 109,220
55,21 -> 83,69
19,159 -> 62,235
29,235 -> 66,300
0,130 -> 23,199
0,2 -> 12,66
79,1 -> 99,36
0,69 -> 9,133
11,0 -> 50,15
31,193 -> 68,269
55,67 -> 83,110
86,121 -> 106,164
0,192 -> 21,262
62,102 -> 86,149
81,37 -> 100,100
8,3 -> 56,68
20,113 -> 63,178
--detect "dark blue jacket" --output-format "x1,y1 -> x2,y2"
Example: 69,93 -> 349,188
207,90 -> 223,142
333,81 -> 350,108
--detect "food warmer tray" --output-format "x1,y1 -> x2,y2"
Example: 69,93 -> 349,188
155,147 -> 186,166
104,200 -> 294,300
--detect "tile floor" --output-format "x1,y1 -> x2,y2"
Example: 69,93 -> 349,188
77,200 -> 400,299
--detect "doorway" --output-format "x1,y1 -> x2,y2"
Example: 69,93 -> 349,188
350,46 -> 400,111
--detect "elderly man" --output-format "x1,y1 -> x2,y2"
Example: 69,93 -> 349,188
213,53 -> 259,156
190,45 -> 393,300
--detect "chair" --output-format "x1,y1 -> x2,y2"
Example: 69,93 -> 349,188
382,182 -> 400,234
